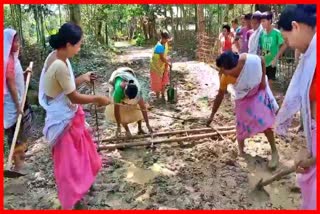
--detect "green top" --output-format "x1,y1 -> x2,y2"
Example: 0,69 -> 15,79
259,28 -> 284,67
113,77 -> 125,103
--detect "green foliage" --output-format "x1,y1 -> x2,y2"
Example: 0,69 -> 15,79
135,33 -> 145,46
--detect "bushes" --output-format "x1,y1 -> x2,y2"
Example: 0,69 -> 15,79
135,33 -> 146,46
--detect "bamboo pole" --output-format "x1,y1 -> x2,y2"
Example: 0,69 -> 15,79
99,129 -> 236,150
102,126 -> 236,142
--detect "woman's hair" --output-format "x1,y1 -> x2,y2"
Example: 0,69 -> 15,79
222,24 -> 231,32
261,11 -> 273,21
252,11 -> 262,21
244,13 -> 253,20
216,51 -> 240,70
125,80 -> 138,99
278,4 -> 316,31
49,22 -> 83,49
160,30 -> 170,39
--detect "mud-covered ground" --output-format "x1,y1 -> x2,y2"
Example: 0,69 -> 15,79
4,43 -> 306,210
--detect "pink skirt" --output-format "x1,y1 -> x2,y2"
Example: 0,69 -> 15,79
52,106 -> 102,209
235,86 -> 276,141
150,67 -> 169,93
297,119 -> 316,210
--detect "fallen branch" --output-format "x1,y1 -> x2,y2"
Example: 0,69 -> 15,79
102,126 -> 235,142
99,129 -> 236,150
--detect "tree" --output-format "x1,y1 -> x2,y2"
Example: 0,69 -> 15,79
197,5 -> 205,33
69,4 -> 81,25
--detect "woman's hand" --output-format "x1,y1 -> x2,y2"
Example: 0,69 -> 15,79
81,72 -> 97,83
259,80 -> 266,90
294,150 -> 316,174
16,105 -> 24,116
94,96 -> 111,107
23,66 -> 32,75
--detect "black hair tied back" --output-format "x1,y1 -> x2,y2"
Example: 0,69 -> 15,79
49,22 -> 83,49
216,51 -> 240,70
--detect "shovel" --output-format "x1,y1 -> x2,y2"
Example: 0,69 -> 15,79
91,78 -> 101,152
251,165 -> 296,199
4,62 -> 33,178
167,64 -> 177,104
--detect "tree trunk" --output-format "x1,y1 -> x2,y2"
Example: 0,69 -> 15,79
10,5 -> 18,29
39,6 -> 46,49
196,4 -> 205,33
69,4 -> 81,25
224,4 -> 234,23
105,21 -> 108,45
141,17 -> 149,40
164,6 -> 168,31
15,5 -> 24,46
96,21 -> 103,43
33,6 -> 40,43
58,4 -> 62,26
170,6 -> 176,36
194,5 -> 198,32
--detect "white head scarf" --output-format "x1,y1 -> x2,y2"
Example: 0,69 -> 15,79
3,28 -> 23,95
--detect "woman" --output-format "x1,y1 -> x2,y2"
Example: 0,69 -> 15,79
150,31 -> 171,101
39,22 -> 111,209
105,67 -> 153,137
235,13 -> 252,54
207,51 -> 279,169
220,24 -> 233,54
4,28 -> 33,173
276,4 -> 316,210
248,11 -> 263,55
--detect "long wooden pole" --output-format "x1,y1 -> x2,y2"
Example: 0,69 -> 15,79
102,126 -> 236,142
99,129 -> 235,150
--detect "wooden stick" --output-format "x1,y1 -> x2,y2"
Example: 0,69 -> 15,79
99,130 -> 236,150
6,62 -> 33,171
102,126 -> 236,142
256,166 -> 296,189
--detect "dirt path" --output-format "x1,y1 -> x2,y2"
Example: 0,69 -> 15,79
4,44 -> 305,210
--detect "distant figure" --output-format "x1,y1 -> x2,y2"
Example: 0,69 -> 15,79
248,11 -> 263,54
150,31 -> 172,101
220,24 -> 233,53
259,11 -> 287,87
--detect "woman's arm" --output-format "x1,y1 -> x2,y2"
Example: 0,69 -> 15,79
6,76 -> 22,114
67,90 -> 110,106
160,53 -> 170,65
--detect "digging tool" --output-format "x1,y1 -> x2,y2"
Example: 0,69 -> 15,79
252,165 -> 296,195
91,78 -> 101,152
4,62 -> 33,178
167,64 -> 177,104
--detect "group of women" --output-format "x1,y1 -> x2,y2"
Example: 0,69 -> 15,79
3,4 -> 316,210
